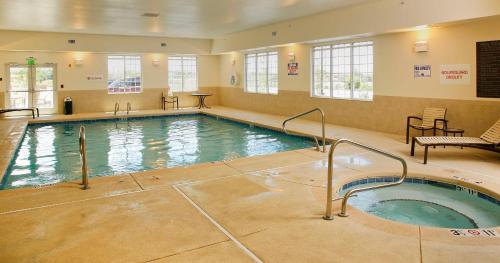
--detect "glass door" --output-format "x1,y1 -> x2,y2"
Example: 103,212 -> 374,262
33,65 -> 56,110
6,63 -> 57,114
7,65 -> 31,109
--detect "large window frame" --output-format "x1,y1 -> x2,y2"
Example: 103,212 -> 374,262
311,41 -> 373,101
168,56 -> 198,92
244,50 -> 278,95
107,55 -> 142,94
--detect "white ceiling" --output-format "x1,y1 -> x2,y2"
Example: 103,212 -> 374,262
0,0 -> 370,38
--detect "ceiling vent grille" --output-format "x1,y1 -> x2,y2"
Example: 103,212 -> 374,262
142,13 -> 160,18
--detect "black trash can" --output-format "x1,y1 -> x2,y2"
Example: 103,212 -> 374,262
64,96 -> 73,115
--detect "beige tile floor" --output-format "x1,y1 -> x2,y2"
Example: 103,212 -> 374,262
0,106 -> 499,262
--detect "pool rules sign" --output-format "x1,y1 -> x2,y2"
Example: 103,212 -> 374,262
440,64 -> 470,85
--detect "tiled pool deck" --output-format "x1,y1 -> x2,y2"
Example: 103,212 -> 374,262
0,107 -> 499,262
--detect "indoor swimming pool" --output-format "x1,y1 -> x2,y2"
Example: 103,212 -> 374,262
1,114 -> 314,189
341,178 -> 500,229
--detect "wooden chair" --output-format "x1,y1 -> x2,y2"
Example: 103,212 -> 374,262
406,107 -> 447,144
411,119 -> 500,164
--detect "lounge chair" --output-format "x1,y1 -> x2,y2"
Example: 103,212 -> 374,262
411,119 -> 500,164
0,108 -> 39,119
161,91 -> 179,110
406,107 -> 447,144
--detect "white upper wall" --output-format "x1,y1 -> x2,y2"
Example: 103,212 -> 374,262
0,30 -> 212,54
0,30 -> 218,92
212,0 -> 500,53
0,51 -> 219,92
0,0 -> 370,38
219,16 -> 500,101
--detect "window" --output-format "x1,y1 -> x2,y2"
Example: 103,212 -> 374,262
312,41 -> 373,100
107,56 -> 142,94
168,56 -> 198,92
245,51 -> 278,94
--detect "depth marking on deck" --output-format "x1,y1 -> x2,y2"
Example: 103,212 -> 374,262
172,184 -> 264,263
449,229 -> 498,237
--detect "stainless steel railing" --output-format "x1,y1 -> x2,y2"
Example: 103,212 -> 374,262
282,108 -> 326,152
79,126 -> 89,190
126,102 -> 131,115
114,102 -> 120,116
323,138 -> 407,220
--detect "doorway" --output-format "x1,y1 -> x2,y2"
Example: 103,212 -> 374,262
5,63 -> 57,114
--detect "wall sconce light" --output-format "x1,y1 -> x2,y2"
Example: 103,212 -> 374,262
415,25 -> 428,31
415,41 -> 428,53
152,59 -> 161,66
74,58 -> 83,66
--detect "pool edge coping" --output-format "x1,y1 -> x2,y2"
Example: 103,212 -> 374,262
1,110 -> 326,190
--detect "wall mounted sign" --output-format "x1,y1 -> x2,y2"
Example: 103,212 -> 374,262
86,74 -> 103,81
288,62 -> 298,75
440,64 -> 470,85
477,40 -> 500,98
414,65 -> 431,78
26,57 -> 36,66
449,229 -> 498,238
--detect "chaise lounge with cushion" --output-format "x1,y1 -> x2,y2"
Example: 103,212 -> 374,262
411,119 -> 500,164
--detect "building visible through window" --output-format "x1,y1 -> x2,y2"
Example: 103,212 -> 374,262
312,41 -> 373,100
107,55 -> 142,94
168,56 -> 198,92
245,51 -> 278,94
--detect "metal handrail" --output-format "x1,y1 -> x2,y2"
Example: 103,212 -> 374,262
282,108 -> 326,152
79,126 -> 89,190
114,102 -> 120,115
323,138 -> 407,220
126,102 -> 131,115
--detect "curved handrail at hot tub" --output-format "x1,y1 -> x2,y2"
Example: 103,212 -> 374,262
323,138 -> 407,220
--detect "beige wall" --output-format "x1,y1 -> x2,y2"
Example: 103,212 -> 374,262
0,29 -> 218,113
0,51 -> 220,113
1,8 -> 500,137
218,16 -> 500,136
221,16 -> 500,100
218,88 -> 500,137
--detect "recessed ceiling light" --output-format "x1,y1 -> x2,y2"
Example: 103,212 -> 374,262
142,13 -> 160,18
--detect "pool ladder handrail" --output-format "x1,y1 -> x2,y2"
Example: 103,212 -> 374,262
126,102 -> 131,115
323,138 -> 407,220
79,126 -> 89,190
282,108 -> 326,152
114,102 -> 120,116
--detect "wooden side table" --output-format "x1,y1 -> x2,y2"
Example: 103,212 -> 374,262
191,93 -> 212,109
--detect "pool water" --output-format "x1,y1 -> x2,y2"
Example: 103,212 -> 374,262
2,114 -> 314,189
341,182 -> 500,228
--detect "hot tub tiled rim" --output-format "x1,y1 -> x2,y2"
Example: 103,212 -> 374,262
333,171 -> 500,204
338,176 -> 500,206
